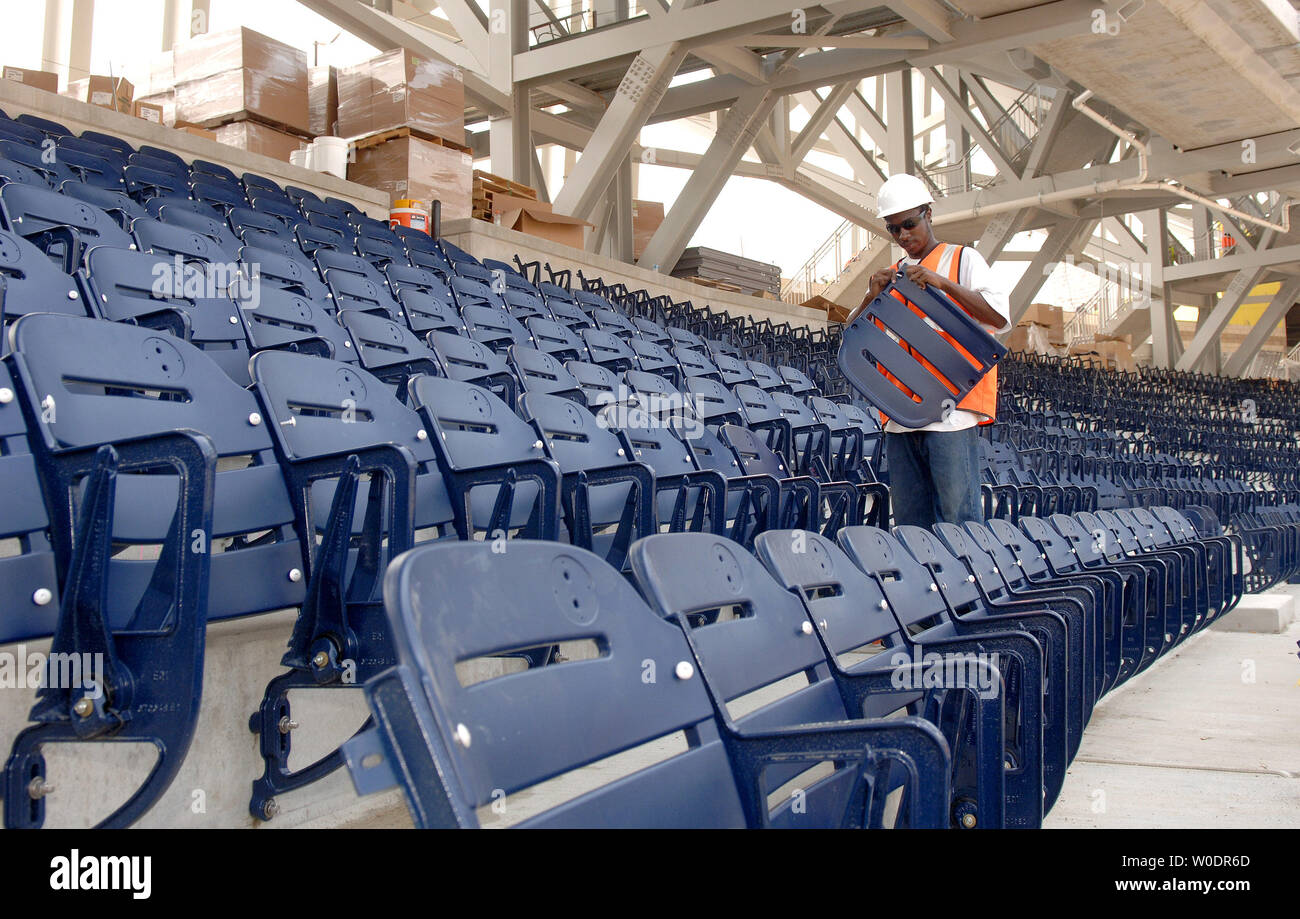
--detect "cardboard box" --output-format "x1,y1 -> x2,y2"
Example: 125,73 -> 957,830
212,120 -> 306,160
64,75 -> 134,112
632,199 -> 664,262
338,48 -> 464,143
136,91 -> 176,126
3,66 -> 58,94
800,294 -> 851,323
173,27 -> 309,133
308,65 -> 338,137
348,134 -> 473,220
135,101 -> 166,124
176,124 -> 218,141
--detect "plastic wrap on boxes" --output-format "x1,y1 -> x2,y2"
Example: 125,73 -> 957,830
337,49 -> 464,142
308,65 -> 338,137
136,91 -> 176,126
173,27 -> 308,133
213,120 -> 308,163
348,135 -> 472,220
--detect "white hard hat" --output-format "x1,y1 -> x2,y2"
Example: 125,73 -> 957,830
876,174 -> 934,219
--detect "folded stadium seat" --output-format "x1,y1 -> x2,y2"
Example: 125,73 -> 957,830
508,345 -> 585,405
284,184 -> 324,210
980,518 -> 1126,691
128,151 -> 189,181
133,143 -> 185,168
1,183 -> 135,270
239,243 -> 331,304
295,221 -> 348,258
1019,514 -> 1162,674
342,539 -> 953,827
229,204 -> 292,239
356,232 -> 409,271
667,325 -> 707,352
79,129 -> 135,156
628,337 -> 683,389
123,163 -> 183,202
0,360 -> 62,638
0,156 -> 51,187
0,227 -> 87,353
315,247 -> 392,292
249,193 -> 304,224
394,226 -> 451,272
15,113 -> 70,138
5,313 -> 333,827
542,293 -> 596,332
581,328 -> 637,373
355,214 -> 398,239
753,529 -> 1013,828
407,375 -> 560,541
1048,512 -> 1187,652
673,345 -> 722,383
58,181 -> 145,229
58,134 -> 129,172
81,246 -> 252,383
746,359 -> 790,394
242,170 -> 287,199
448,274 -> 506,312
0,118 -> 50,146
2,318 -> 214,830
1118,507 -> 1225,633
55,147 -> 125,190
426,329 -> 517,405
808,396 -> 873,481
565,359 -> 621,410
0,138 -> 77,188
462,302 -> 532,354
623,369 -> 681,422
609,407 -> 728,535
956,519 -> 1115,701
684,376 -> 746,430
769,392 -> 833,477
1147,506 -> 1243,623
438,237 -> 482,269
779,364 -> 818,396
131,215 -> 237,265
525,316 -> 586,363
895,525 -> 1075,770
678,423 -> 784,546
336,309 -> 443,398
237,285 -> 357,362
501,288 -> 550,322
838,525 -> 1052,823
154,202 -> 244,259
720,422 -> 862,537
633,316 -> 671,345
190,159 -> 240,185
190,178 -> 248,213
385,263 -> 449,302
521,392 -> 656,568
143,194 -> 211,221
713,352 -> 754,388
593,306 -> 637,340
302,211 -> 353,239
630,532 -> 957,828
732,384 -> 793,465
395,286 -> 464,337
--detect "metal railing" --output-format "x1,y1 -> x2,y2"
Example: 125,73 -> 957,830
1063,271 -> 1143,344
923,86 -> 1049,196
780,219 -> 888,305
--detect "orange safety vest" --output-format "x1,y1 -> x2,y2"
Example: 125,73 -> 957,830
875,242 -> 998,427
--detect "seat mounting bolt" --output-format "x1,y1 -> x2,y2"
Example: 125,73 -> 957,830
313,651 -> 329,668
73,698 -> 93,717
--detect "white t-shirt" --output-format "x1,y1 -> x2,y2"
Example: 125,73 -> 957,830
883,245 -> 1011,434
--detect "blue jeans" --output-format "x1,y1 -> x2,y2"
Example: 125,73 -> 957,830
885,428 -> 983,528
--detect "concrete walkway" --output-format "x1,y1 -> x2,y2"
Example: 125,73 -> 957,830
1045,590 -> 1300,829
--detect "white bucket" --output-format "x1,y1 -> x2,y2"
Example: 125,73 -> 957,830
289,148 -> 308,168
312,136 -> 350,179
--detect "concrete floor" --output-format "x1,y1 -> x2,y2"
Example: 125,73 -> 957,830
1045,595 -> 1300,829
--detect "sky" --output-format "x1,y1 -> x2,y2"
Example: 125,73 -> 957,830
4,0 -> 1105,310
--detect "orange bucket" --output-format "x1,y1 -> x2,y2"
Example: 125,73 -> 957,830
390,199 -> 429,234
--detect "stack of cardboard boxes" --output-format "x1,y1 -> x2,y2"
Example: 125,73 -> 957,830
63,75 -> 134,113
170,28 -> 311,160
632,200 -> 664,263
341,49 -> 471,223
1070,334 -> 1137,371
1006,303 -> 1067,353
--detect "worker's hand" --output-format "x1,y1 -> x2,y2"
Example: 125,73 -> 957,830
847,268 -> 897,322
904,264 -> 946,292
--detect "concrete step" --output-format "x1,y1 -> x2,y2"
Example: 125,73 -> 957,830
1211,589 -> 1296,634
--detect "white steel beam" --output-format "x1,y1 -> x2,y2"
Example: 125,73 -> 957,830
885,0 -> 955,42
552,42 -> 689,221
791,83 -> 856,165
1008,218 -> 1091,324
638,85 -> 782,271
1175,258 -> 1274,372
923,68 -> 1014,177
1222,277 -> 1300,377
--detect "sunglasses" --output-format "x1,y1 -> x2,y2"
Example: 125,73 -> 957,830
885,209 -> 929,235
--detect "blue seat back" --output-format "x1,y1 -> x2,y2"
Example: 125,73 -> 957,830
238,286 -> 357,362
337,309 -> 443,387
509,345 -> 584,403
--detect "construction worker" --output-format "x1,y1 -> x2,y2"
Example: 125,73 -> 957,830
846,174 -> 1011,527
